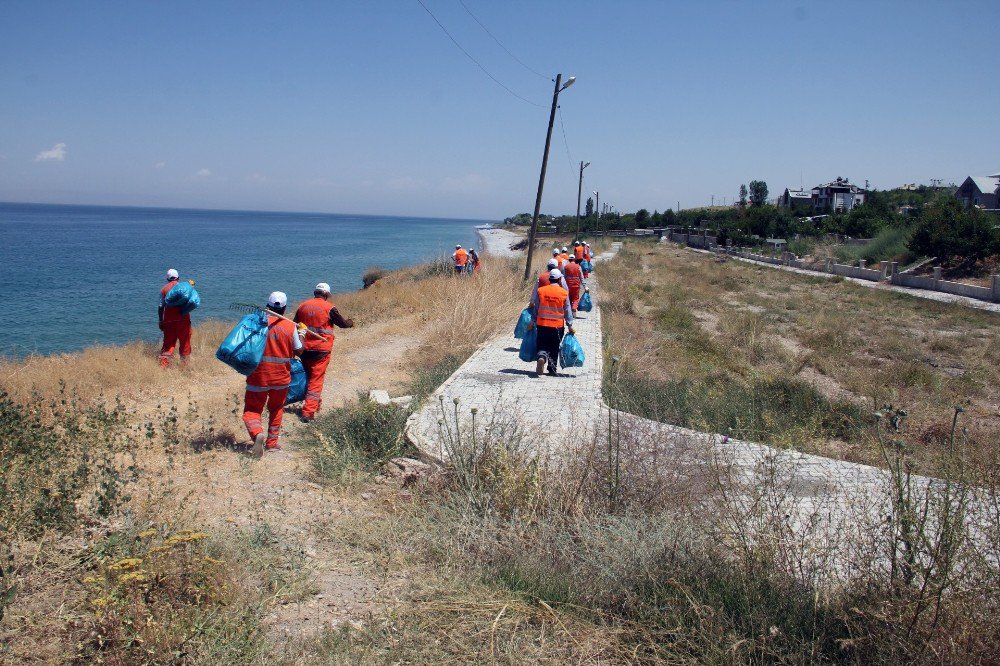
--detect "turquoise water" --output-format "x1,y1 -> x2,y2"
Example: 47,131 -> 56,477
0,203 -> 486,358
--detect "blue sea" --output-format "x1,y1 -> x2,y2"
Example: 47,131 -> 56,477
0,203 -> 487,358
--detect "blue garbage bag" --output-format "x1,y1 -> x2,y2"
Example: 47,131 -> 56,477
518,327 -> 538,363
559,333 -> 585,368
215,311 -> 269,375
285,358 -> 308,405
513,308 -> 533,339
164,281 -> 201,315
580,260 -> 592,273
579,291 -> 593,312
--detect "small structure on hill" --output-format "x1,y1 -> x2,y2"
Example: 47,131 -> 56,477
955,175 -> 999,209
779,177 -> 868,215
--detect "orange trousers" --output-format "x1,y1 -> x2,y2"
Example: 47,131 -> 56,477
568,285 -> 582,311
301,353 -> 331,417
160,320 -> 192,368
243,388 -> 289,449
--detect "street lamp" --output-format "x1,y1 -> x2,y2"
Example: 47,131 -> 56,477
576,161 -> 591,240
523,73 -> 577,283
592,190 -> 599,236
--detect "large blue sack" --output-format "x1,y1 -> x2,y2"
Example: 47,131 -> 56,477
579,291 -> 593,312
285,359 -> 307,405
164,281 -> 201,315
513,308 -> 533,339
580,260 -> 592,273
215,311 -> 269,375
518,327 -> 538,363
559,333 -> 585,368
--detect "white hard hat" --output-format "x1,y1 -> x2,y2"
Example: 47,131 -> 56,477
547,258 -> 559,269
456,244 -> 462,248
552,248 -> 559,255
549,269 -> 563,281
561,246 -> 568,252
166,268 -> 179,280
314,282 -> 331,293
267,291 -> 287,309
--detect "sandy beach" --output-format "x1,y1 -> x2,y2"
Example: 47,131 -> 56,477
476,225 -> 522,257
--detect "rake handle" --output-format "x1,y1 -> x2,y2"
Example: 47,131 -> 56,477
262,308 -> 326,340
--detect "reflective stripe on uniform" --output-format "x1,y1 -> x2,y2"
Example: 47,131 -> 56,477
246,383 -> 291,392
260,356 -> 291,364
537,305 -> 564,320
307,326 -> 335,335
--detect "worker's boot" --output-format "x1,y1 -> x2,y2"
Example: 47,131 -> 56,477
535,356 -> 546,376
252,432 -> 266,459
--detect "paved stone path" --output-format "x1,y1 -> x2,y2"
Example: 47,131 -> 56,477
406,243 -> 619,460
406,238 -> 992,577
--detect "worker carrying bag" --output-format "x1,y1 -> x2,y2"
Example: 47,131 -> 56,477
578,290 -> 593,312
215,311 -> 269,375
518,326 -> 538,363
513,307 -> 533,339
580,260 -> 592,273
285,358 -> 308,405
559,333 -> 585,368
163,280 -> 201,315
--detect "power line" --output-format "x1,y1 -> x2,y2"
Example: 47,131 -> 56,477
558,106 -> 578,189
456,0 -> 548,79
414,0 -> 544,107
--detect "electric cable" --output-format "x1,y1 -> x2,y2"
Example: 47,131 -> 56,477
414,0 -> 544,107
456,0 -> 549,79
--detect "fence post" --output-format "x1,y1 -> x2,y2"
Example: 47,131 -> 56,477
825,258 -> 833,273
859,259 -> 866,269
890,262 -> 899,285
879,260 -> 889,279
993,275 -> 1000,302
933,266 -> 942,286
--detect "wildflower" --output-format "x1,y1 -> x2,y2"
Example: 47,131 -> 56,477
165,531 -> 208,545
108,558 -> 143,571
118,571 -> 149,585
203,556 -> 224,565
137,528 -> 157,539
82,576 -> 102,586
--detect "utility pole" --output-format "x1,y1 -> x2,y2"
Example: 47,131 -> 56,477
575,161 -> 590,240
523,74 -> 576,283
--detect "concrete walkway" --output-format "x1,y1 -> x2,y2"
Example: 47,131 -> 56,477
406,243 -> 619,460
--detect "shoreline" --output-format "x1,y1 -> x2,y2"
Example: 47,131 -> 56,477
476,225 -> 522,257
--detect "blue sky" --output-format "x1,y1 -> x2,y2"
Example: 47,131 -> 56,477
1,1 -> 997,219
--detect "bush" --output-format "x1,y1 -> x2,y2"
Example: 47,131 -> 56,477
910,200 -> 999,267
836,224 -> 915,264
362,266 -> 387,289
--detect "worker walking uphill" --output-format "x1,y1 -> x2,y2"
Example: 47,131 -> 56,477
293,282 -> 355,421
573,242 -> 586,261
243,292 -> 304,458
563,256 -> 584,312
452,245 -> 469,275
159,268 -> 192,368
531,269 -> 574,376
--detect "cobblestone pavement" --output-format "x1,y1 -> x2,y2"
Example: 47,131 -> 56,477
406,243 -> 620,460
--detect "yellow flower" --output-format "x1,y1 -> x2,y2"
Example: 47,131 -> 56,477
83,576 -> 102,586
91,597 -> 111,608
118,571 -> 149,585
165,531 -> 208,545
203,556 -> 224,565
108,558 -> 143,571
137,528 -> 158,539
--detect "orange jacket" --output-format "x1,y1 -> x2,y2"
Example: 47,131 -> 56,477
573,245 -> 585,260
535,283 -> 570,328
160,281 -> 190,324
294,297 -> 336,353
557,253 -> 569,265
584,246 -> 592,260
563,261 -> 583,288
246,317 -> 298,390
454,248 -> 469,266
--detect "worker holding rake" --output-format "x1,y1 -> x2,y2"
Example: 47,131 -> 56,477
293,282 -> 354,422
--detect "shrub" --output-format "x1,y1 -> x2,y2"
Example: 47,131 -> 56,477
361,266 -> 387,289
836,224 -> 915,264
910,200 -> 999,267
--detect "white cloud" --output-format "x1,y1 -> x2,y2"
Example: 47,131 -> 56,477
194,168 -> 211,177
153,161 -> 166,169
34,143 -> 67,162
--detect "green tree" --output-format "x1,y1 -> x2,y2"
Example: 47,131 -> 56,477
739,184 -> 748,207
585,196 -> 594,217
635,208 -> 650,224
748,180 -> 769,207
662,209 -> 676,224
909,200 -> 998,267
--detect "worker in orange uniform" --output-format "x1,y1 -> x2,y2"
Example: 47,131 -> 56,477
531,269 -> 574,376
293,282 -> 355,422
563,255 -> 584,312
468,248 -> 481,275
558,246 -> 570,267
582,242 -> 593,278
243,291 -> 304,458
158,268 -> 192,368
452,245 -> 469,275
573,241 -> 586,261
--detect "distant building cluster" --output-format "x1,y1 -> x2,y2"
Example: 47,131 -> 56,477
779,177 -> 867,215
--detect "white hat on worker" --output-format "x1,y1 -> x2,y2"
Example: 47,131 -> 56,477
166,268 -> 179,280
315,282 -> 331,293
456,244 -> 462,248
549,269 -> 563,281
552,248 -> 559,254
561,246 -> 568,252
547,258 -> 559,269
267,291 -> 287,309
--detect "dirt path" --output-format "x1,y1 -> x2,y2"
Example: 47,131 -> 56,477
143,316 -> 423,643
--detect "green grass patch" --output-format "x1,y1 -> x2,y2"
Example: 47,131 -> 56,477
835,224 -> 916,265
